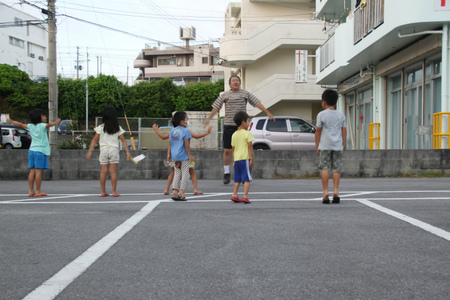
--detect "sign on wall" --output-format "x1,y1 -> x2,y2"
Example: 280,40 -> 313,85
434,0 -> 450,10
295,50 -> 308,83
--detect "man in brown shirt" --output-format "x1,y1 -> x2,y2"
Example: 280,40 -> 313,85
205,75 -> 273,184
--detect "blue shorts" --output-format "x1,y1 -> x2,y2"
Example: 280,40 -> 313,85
234,159 -> 252,183
28,150 -> 49,169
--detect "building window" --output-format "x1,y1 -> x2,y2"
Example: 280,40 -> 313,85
345,92 -> 355,149
387,73 -> 402,149
202,57 -> 208,64
356,88 -> 373,150
9,36 -> 24,48
157,57 -> 176,65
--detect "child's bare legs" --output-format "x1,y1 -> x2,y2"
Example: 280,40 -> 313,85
164,169 -> 174,194
109,163 -> 118,196
321,169 -> 330,198
100,164 -> 109,196
332,171 -> 340,197
232,182 -> 240,198
28,168 -> 40,195
243,181 -> 250,198
189,168 -> 202,194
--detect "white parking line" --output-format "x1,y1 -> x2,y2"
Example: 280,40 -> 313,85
22,200 -> 162,300
357,199 -> 450,242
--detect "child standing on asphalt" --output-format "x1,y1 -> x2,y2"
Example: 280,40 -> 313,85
230,111 -> 254,204
7,109 -> 61,197
152,123 -> 212,195
315,89 -> 347,204
86,106 -> 131,197
168,111 -> 194,201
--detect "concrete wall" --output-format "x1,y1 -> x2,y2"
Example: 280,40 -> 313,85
1,149 -> 449,180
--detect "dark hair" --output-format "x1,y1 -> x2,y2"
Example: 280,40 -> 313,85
29,109 -> 46,125
322,89 -> 339,106
228,74 -> 241,85
172,111 -> 187,127
102,106 -> 120,135
233,111 -> 249,127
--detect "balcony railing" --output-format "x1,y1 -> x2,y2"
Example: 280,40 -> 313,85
354,0 -> 384,44
319,33 -> 335,71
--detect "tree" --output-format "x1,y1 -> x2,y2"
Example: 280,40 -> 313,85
175,79 -> 224,111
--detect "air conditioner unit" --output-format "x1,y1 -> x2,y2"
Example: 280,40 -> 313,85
38,56 -> 44,61
180,26 -> 196,40
30,53 -> 35,58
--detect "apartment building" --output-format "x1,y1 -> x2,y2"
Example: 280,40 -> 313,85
0,2 -> 48,79
316,0 -> 450,150
219,0 -> 326,122
134,27 -> 224,85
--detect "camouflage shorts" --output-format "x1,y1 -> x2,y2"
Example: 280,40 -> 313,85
318,150 -> 344,172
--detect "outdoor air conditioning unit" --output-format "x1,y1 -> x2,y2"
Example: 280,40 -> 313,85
30,53 -> 35,58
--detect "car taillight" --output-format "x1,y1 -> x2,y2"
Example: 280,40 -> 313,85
249,122 -> 253,131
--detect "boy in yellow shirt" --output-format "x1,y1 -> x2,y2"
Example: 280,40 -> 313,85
231,111 -> 255,204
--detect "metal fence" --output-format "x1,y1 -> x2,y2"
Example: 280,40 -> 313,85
93,116 -> 224,150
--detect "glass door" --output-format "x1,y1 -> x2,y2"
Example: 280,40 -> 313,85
356,88 -> 373,150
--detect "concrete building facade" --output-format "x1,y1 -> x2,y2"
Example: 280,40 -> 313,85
316,0 -> 450,150
219,0 -> 327,123
134,28 -> 224,85
0,2 -> 48,79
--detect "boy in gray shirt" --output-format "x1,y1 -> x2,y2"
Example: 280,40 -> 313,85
315,90 -> 347,204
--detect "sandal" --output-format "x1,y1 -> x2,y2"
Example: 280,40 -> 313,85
332,195 -> 340,204
322,196 -> 330,204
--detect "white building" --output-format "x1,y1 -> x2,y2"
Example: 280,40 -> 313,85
134,27 -> 224,85
0,2 -> 48,79
316,0 -> 450,150
219,0 -> 327,122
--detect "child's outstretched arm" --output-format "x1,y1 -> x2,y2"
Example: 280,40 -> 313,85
190,126 -> 212,139
6,118 -> 27,129
86,133 -> 100,160
152,124 -> 170,140
46,118 -> 61,128
119,134 -> 132,159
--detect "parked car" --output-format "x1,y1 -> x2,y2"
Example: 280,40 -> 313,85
58,120 -> 79,134
0,125 -> 31,149
249,116 -> 316,150
0,127 -> 22,149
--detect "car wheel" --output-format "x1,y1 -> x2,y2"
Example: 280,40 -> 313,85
253,144 -> 270,150
4,144 -> 13,149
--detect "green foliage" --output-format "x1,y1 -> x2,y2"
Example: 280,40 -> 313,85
58,139 -> 83,149
175,79 -> 224,111
0,64 -> 225,121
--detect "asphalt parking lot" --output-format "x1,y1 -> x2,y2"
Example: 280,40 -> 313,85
1,177 -> 449,300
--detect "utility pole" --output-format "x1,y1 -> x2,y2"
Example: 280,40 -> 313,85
86,48 -> 89,133
76,46 -> 80,79
47,0 -> 58,148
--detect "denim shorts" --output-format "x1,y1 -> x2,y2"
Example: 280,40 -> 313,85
28,150 -> 49,169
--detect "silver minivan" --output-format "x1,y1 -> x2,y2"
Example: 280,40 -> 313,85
249,116 -> 316,150
1,127 -> 22,149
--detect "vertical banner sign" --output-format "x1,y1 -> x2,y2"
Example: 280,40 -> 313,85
295,50 -> 308,83
434,0 -> 449,10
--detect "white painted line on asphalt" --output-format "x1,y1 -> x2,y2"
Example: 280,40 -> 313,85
357,199 -> 450,242
22,200 -> 162,300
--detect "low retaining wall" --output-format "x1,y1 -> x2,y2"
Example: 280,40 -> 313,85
1,149 -> 449,180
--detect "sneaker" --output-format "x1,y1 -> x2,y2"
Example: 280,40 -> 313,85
241,197 -> 251,204
231,196 -> 241,203
332,196 -> 340,204
223,173 -> 230,184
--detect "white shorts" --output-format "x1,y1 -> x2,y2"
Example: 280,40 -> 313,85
99,147 -> 120,164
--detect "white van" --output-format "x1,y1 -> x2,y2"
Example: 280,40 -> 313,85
1,127 -> 22,149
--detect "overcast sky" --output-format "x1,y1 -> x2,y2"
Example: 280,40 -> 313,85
3,0 -> 232,84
